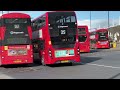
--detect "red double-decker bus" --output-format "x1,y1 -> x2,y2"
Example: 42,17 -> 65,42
0,13 -> 33,65
78,26 -> 90,53
90,28 -> 110,49
32,11 -> 80,65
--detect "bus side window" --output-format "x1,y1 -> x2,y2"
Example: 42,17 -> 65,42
32,40 -> 39,53
32,40 -> 45,52
38,40 -> 45,50
37,15 -> 46,29
32,22 -> 37,31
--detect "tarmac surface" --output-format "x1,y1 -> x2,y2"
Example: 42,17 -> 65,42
0,47 -> 120,79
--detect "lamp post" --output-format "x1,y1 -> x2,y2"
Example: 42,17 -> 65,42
108,11 -> 109,28
90,11 -> 91,30
2,11 -> 3,15
108,11 -> 110,37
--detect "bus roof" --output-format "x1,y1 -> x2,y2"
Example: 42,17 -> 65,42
90,28 -> 108,33
0,13 -> 31,18
78,25 -> 88,28
96,29 -> 108,32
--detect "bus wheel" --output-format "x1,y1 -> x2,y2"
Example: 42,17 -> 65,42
41,56 -> 46,66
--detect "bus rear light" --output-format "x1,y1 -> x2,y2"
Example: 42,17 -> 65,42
49,53 -> 52,56
27,45 -> 30,50
31,55 -> 33,57
98,41 -> 100,43
2,57 -> 4,58
2,51 -> 4,52
106,41 -> 108,43
76,39 -> 78,42
48,50 -> 52,57
4,46 -> 8,50
25,60 -> 27,62
49,50 -> 51,53
77,47 -> 80,55
48,41 -> 51,45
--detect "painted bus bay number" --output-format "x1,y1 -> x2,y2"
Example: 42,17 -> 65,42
61,30 -> 66,35
14,24 -> 20,29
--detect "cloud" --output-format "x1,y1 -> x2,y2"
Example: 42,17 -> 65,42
78,18 -> 120,31
0,11 -> 48,20
1,11 -> 120,31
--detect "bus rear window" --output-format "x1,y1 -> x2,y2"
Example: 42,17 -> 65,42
78,28 -> 86,34
51,36 -> 76,45
55,16 -> 76,23
78,35 -> 87,42
7,38 -> 28,45
5,18 -> 31,24
98,32 -> 108,40
48,12 -> 77,24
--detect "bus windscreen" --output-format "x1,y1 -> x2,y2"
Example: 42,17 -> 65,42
98,32 -> 108,40
48,12 -> 77,48
2,18 -> 31,45
78,28 -> 86,35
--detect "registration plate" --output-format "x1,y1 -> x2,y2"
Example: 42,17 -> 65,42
61,60 -> 69,63
80,50 -> 84,52
100,42 -> 106,45
102,46 -> 105,48
14,60 -> 22,63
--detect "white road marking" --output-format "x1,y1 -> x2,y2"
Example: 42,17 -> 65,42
0,74 -> 14,79
81,62 -> 120,69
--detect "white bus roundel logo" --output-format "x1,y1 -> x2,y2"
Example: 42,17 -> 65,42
14,24 -> 20,29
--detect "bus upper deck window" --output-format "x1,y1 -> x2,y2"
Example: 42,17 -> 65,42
66,16 -> 70,22
71,16 -> 75,22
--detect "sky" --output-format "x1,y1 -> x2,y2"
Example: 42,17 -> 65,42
1,11 -> 120,30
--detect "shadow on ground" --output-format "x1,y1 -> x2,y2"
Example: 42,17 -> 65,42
49,56 -> 102,67
80,56 -> 102,63
1,62 -> 40,68
72,56 -> 102,66
0,56 -> 102,68
109,73 -> 120,79
80,49 -> 98,54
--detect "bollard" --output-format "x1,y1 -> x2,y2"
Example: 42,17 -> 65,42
113,42 -> 117,48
